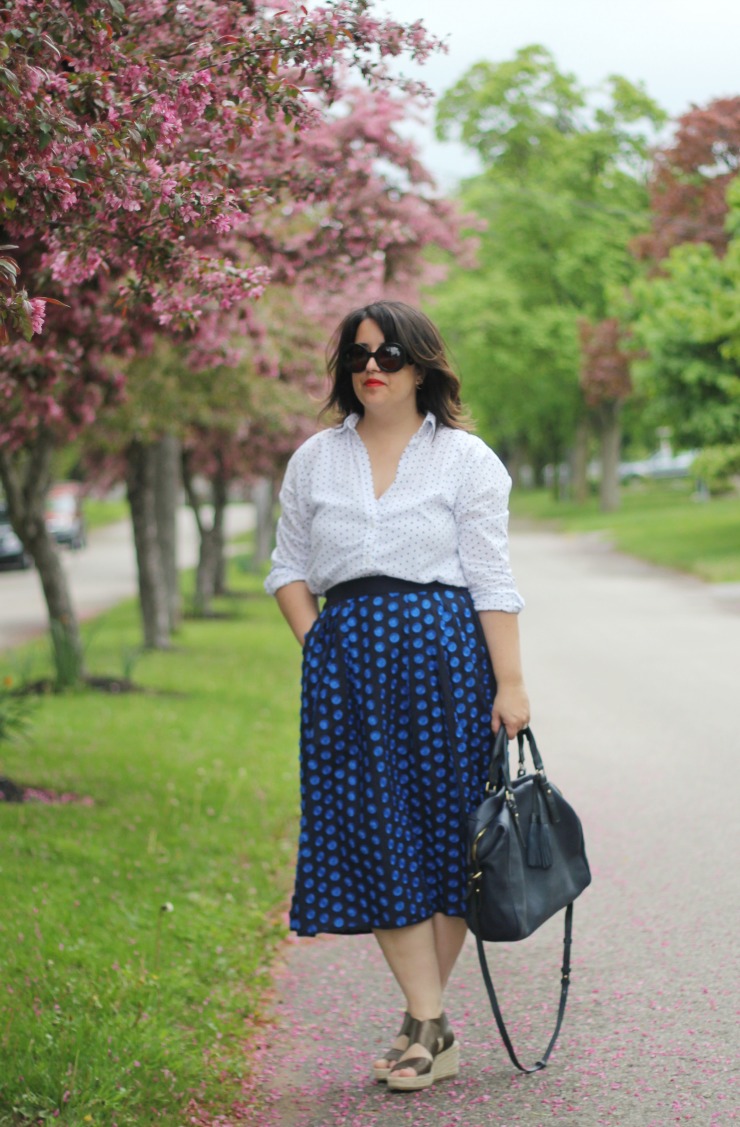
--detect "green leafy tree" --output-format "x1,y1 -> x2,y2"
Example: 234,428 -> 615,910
429,45 -> 665,501
627,238 -> 740,452
431,271 -> 580,482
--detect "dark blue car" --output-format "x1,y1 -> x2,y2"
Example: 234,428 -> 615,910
0,504 -> 31,570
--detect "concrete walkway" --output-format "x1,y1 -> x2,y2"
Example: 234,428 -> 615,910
246,530 -> 739,1127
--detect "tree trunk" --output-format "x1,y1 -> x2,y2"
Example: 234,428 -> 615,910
599,402 -> 622,513
211,462 -> 228,597
154,434 -> 181,632
195,526 -> 220,614
214,538 -> 227,596
550,441 -> 565,501
182,450 -> 218,616
533,456 -> 548,489
252,476 -> 275,567
126,440 -> 171,649
0,435 -> 85,686
572,415 -> 590,505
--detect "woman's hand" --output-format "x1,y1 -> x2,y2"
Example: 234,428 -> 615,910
275,581 -> 320,646
491,681 -> 530,740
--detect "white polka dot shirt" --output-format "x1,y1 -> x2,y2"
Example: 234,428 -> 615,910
264,412 -> 524,612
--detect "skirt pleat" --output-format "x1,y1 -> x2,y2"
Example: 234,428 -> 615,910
292,580 -> 496,937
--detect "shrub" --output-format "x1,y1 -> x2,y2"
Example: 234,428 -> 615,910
692,444 -> 740,495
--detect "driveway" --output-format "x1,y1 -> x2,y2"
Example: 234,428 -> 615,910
245,529 -> 739,1127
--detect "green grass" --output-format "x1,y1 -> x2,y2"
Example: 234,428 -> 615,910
511,479 -> 740,583
83,498 -> 130,531
0,562 -> 301,1126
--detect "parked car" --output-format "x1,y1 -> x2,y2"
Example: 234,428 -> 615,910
619,450 -> 697,482
45,483 -> 87,549
0,504 -> 32,569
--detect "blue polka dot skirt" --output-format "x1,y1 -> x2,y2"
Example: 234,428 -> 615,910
291,576 -> 496,937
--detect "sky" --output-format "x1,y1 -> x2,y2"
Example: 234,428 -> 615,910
374,0 -> 740,187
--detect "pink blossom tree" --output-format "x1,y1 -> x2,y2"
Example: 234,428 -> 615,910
0,247 -> 58,344
182,398 -> 315,616
0,0 -> 443,681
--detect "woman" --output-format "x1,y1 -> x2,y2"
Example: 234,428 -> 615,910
265,300 -> 529,1091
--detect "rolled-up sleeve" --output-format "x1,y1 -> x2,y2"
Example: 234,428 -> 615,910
264,449 -> 312,596
454,442 -> 525,613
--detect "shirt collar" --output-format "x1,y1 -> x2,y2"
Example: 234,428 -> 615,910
340,411 -> 437,436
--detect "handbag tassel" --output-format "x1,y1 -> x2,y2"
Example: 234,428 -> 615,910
527,789 -> 552,869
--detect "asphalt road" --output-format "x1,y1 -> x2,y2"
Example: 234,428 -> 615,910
0,504 -> 255,652
246,530 -> 740,1127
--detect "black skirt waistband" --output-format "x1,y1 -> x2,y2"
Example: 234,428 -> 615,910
324,576 -> 468,604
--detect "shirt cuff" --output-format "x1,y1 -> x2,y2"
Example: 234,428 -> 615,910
470,590 -> 525,613
264,567 -> 308,596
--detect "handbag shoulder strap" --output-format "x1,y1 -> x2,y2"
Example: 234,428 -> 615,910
473,902 -> 574,1073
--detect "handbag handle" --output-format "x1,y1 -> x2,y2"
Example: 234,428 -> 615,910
486,725 -> 546,794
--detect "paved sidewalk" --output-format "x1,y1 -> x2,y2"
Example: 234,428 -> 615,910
245,531 -> 739,1127
0,503 -> 255,651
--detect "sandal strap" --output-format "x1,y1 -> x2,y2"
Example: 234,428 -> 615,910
407,1016 -> 444,1055
380,1011 -> 412,1064
439,1011 -> 455,1051
389,1013 -> 455,1077
389,1053 -> 433,1078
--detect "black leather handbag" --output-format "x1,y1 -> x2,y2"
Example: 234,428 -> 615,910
466,725 -> 591,1072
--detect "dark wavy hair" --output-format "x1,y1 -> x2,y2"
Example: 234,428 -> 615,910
323,300 -> 470,430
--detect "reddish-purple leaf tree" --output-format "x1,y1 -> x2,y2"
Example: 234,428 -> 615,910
579,317 -> 632,511
634,97 -> 740,261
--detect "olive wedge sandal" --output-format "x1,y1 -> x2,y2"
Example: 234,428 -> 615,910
386,1013 -> 459,1091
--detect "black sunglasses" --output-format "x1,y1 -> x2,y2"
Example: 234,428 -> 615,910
344,341 -> 408,374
